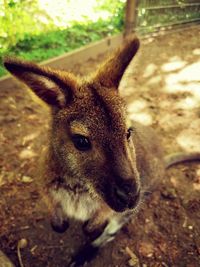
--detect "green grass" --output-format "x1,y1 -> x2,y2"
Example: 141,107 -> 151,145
0,0 -> 125,78
0,18 -> 124,77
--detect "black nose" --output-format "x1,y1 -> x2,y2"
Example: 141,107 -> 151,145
114,186 -> 129,204
113,181 -> 140,210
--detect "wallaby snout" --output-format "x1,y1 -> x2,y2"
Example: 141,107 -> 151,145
105,177 -> 140,212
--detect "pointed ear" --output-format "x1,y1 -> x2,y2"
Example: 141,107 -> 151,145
3,57 -> 76,108
94,37 -> 140,88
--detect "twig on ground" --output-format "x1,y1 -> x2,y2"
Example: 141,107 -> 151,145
17,238 -> 28,267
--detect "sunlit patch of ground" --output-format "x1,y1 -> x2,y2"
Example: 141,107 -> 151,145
177,119 -> 200,151
121,26 -> 200,154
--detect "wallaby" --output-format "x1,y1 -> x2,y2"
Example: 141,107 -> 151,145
4,37 -> 200,266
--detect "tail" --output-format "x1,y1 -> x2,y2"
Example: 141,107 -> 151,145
164,152 -> 200,169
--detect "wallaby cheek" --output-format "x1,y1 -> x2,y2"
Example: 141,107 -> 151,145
53,138 -> 81,175
126,143 -> 140,184
65,151 -> 79,168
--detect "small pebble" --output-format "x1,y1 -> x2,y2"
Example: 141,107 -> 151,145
18,238 -> 28,249
21,176 -> 33,183
128,258 -> 139,267
161,188 -> 177,199
126,247 -> 140,267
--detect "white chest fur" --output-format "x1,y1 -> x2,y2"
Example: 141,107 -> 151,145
51,188 -> 100,221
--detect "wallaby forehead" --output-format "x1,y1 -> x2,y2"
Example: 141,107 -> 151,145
88,85 -> 126,130
56,83 -> 127,138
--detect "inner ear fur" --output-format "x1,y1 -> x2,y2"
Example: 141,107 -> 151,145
3,57 -> 77,108
94,37 -> 140,89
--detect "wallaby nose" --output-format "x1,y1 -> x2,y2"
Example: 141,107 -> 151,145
113,179 -> 140,210
114,186 -> 128,205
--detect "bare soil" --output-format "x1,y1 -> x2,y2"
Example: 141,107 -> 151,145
0,26 -> 200,267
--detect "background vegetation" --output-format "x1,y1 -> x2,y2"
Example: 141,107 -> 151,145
0,0 -> 125,77
0,0 -> 199,77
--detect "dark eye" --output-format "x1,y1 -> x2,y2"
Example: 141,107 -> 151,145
71,134 -> 91,151
127,127 -> 133,140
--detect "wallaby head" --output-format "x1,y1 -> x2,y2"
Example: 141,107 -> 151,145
4,38 -> 141,213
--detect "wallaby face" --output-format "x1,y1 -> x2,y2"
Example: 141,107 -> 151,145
51,82 -> 140,213
4,37 -> 140,218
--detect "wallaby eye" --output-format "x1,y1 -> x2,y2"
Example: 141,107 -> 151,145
71,134 -> 91,151
127,127 -> 133,140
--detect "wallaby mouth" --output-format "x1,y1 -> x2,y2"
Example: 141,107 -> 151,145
104,181 -> 141,212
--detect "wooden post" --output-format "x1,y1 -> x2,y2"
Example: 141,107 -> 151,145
125,0 -> 137,36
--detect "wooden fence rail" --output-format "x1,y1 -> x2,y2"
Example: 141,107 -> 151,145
137,2 -> 200,10
125,0 -> 200,35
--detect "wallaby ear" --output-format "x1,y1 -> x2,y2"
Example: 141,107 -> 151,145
3,57 -> 75,108
94,37 -> 140,88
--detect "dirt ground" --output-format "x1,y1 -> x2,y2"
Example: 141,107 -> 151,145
0,26 -> 200,267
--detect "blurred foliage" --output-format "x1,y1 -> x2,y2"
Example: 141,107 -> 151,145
0,0 -> 199,78
0,0 -> 53,51
0,0 -> 125,77
95,0 -> 125,29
